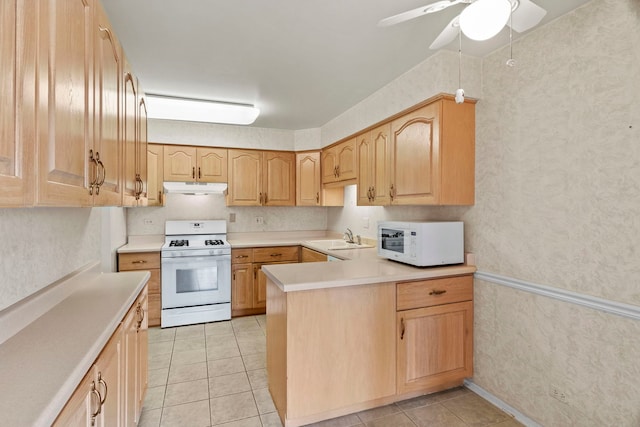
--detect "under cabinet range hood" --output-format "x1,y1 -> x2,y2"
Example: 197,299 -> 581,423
163,182 -> 228,195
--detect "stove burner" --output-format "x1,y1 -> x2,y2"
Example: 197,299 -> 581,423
205,239 -> 225,246
169,240 -> 189,247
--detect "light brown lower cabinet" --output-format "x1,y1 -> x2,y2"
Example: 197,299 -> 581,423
118,251 -> 161,327
232,246 -> 299,317
53,285 -> 148,427
300,247 -> 328,262
267,274 -> 474,427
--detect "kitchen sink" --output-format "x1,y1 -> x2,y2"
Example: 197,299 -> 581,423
304,240 -> 374,250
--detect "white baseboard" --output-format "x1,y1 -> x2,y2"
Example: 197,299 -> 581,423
464,379 -> 542,427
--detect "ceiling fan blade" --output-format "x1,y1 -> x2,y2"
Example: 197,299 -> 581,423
378,0 -> 461,27
429,15 -> 460,50
508,0 -> 547,32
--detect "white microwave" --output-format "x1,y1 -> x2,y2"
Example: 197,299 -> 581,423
377,221 -> 464,267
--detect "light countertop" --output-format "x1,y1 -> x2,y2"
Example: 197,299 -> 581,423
117,234 -> 164,253
262,258 -> 476,292
0,271 -> 150,426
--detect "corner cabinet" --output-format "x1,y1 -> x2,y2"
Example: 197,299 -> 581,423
321,138 -> 356,185
227,150 -> 295,206
296,151 -> 344,206
396,275 -> 474,394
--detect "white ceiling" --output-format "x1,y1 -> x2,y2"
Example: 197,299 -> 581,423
103,0 -> 592,130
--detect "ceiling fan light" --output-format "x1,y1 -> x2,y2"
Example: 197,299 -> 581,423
459,0 -> 511,41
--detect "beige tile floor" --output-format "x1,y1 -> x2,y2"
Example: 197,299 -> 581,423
139,315 -> 523,427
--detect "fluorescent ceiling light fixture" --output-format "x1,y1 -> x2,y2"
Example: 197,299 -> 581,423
459,0 -> 511,41
146,95 -> 260,125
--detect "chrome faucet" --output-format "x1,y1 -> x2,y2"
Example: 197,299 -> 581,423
344,228 -> 355,243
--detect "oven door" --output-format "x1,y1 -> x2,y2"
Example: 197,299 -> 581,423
161,254 -> 231,309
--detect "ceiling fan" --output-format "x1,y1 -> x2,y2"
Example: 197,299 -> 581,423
378,0 -> 547,50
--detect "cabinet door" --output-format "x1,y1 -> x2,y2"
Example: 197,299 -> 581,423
123,300 -> 138,426
320,148 -> 337,184
390,104 -> 440,205
136,288 -> 149,422
137,92 -> 148,204
371,124 -> 391,205
397,301 -> 473,394
0,0 -> 35,207
227,149 -> 262,206
263,151 -> 295,206
300,247 -> 327,263
296,152 -> 320,206
53,369 -> 95,427
164,145 -> 197,182
37,0 -> 94,206
94,325 -> 122,427
335,138 -> 356,181
122,68 -> 137,206
356,133 -> 373,205
93,3 -> 121,206
197,147 -> 227,182
146,144 -> 164,206
232,263 -> 254,310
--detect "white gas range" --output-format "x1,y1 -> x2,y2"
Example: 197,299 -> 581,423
161,220 -> 231,327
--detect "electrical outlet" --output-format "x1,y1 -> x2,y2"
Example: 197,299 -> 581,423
229,213 -> 236,223
549,385 -> 569,404
362,217 -> 369,229
143,219 -> 153,225
255,216 -> 264,225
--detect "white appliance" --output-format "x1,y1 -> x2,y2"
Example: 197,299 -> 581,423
377,221 -> 464,267
161,220 -> 231,327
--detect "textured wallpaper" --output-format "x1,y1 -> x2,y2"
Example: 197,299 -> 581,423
0,208 -> 102,311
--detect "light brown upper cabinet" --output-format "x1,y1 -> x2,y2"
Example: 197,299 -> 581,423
0,1 -> 34,207
296,151 -> 321,206
36,0 -> 95,207
321,138 -> 356,185
163,145 -> 228,183
227,149 -> 295,206
147,144 -> 164,206
137,88 -> 148,205
92,1 -> 123,206
389,96 -> 475,205
356,124 -> 391,206
122,62 -> 138,206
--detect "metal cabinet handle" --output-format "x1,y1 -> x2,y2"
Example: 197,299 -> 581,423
97,372 -> 108,405
159,190 -> 163,204
400,318 -> 405,340
254,266 -> 258,279
333,165 -> 338,177
336,165 -> 340,177
89,149 -> 99,195
235,255 -> 249,259
270,253 -> 283,257
96,152 -> 105,194
90,381 -> 101,425
131,260 -> 147,264
136,302 -> 145,329
389,184 -> 395,201
192,166 -> 195,179
429,289 -> 447,296
198,167 -> 201,179
259,192 -> 263,204
316,192 -> 320,204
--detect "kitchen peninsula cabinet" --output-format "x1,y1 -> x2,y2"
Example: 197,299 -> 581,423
163,145 -> 228,183
396,275 -> 473,394
356,124 -> 391,206
0,0 -> 35,207
118,252 -> 161,327
123,286 -> 148,426
321,138 -> 356,185
147,144 -> 164,206
231,246 -> 299,316
227,149 -> 295,206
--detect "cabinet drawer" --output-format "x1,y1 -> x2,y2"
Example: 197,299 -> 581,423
232,248 -> 254,264
253,246 -> 299,263
119,252 -> 160,270
397,275 -> 473,311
